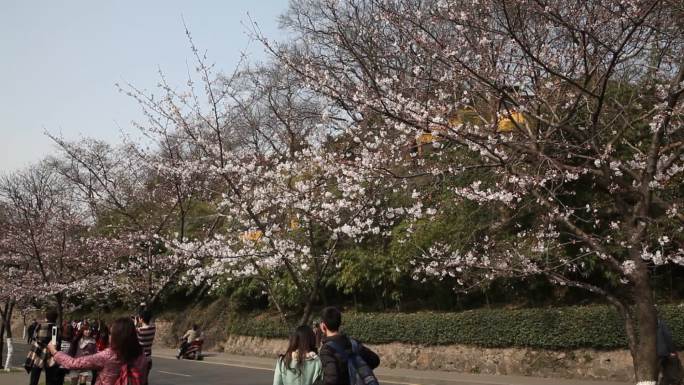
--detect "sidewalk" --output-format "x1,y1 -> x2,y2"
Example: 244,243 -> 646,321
0,370 -> 26,385
153,347 -> 631,385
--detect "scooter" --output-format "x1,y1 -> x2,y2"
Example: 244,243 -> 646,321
177,337 -> 203,360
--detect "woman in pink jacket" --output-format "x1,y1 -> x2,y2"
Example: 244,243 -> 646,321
48,317 -> 149,385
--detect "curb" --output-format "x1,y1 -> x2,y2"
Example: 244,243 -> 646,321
152,350 -> 630,385
152,353 -> 516,385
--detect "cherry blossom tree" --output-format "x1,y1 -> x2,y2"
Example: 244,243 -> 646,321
272,0 -> 684,382
48,136 -> 200,307
0,203 -> 41,367
0,251 -> 18,369
0,163 -> 122,320
114,28 -> 395,322
0,251 -> 35,370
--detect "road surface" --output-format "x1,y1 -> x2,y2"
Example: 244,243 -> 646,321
152,356 -> 273,385
9,340 -> 29,367
9,341 -> 273,385
4,341 -> 630,385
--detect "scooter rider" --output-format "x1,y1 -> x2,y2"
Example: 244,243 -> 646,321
177,324 -> 200,359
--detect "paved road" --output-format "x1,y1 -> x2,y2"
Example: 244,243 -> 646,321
9,340 -> 29,367
152,356 -> 273,385
4,341 -> 630,385
9,341 -> 273,385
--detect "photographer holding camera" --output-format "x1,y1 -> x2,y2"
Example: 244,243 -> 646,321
24,309 -> 61,385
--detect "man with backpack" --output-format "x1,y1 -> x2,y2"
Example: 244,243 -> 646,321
319,307 -> 380,385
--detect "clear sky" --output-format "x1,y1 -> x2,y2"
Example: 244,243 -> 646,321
0,0 -> 289,173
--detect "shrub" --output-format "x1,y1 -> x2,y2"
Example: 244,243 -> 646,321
226,304 -> 684,350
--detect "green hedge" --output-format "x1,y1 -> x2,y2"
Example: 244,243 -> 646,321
227,304 -> 684,350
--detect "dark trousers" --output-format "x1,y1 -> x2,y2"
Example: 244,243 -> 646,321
178,341 -> 191,357
141,359 -> 152,385
660,356 -> 683,385
29,366 -> 60,385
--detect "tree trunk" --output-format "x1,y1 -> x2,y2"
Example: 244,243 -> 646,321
628,266 -> 659,385
321,287 -> 328,307
147,245 -> 154,305
4,304 -> 13,372
5,301 -> 14,339
298,287 -> 319,326
4,338 -> 13,371
262,282 -> 287,323
22,313 -> 27,341
0,299 -> 11,367
299,303 -> 313,326
55,293 -> 65,325
0,321 -> 4,368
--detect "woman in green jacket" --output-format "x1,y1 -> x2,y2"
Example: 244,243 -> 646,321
273,325 -> 323,385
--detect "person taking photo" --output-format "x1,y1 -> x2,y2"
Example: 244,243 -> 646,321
47,317 -> 148,385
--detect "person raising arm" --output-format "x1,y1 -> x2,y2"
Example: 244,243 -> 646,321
47,318 -> 148,385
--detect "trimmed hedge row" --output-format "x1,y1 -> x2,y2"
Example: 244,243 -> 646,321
227,304 -> 684,350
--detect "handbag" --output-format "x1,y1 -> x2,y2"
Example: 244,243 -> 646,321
23,344 -> 37,373
23,337 -> 58,372
113,363 -> 143,385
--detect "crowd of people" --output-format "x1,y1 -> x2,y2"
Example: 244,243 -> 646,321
20,305 -> 681,385
23,307 -> 156,385
21,305 -> 381,385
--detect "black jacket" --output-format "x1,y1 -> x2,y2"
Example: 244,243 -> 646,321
319,334 -> 380,385
657,319 -> 677,358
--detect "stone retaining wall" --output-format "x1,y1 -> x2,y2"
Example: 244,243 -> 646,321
154,320 -> 634,382
368,342 -> 633,382
10,314 -> 26,339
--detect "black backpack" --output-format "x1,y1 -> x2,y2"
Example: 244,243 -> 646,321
326,339 -> 379,385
